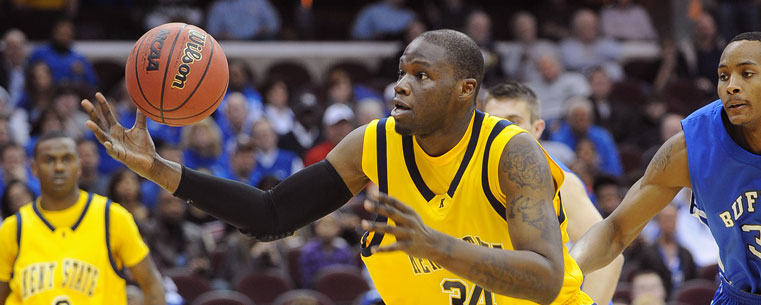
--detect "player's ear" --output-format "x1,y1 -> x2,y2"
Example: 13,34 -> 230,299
533,119 -> 546,139
458,78 -> 477,102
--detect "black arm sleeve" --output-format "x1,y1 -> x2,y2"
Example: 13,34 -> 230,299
173,160 -> 355,241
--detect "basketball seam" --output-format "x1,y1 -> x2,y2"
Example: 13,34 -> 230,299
133,35 -> 162,113
159,23 -> 188,124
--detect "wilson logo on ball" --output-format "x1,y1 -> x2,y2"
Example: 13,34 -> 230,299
171,29 -> 206,89
146,29 -> 170,71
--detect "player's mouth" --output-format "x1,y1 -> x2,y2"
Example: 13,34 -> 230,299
726,100 -> 748,111
391,98 -> 412,118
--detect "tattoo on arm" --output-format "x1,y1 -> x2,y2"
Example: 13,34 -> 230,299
652,143 -> 673,172
501,137 -> 556,241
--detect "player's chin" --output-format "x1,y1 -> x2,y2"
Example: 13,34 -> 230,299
394,124 -> 414,136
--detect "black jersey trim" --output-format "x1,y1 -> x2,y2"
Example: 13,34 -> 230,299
105,199 -> 128,280
481,120 -> 511,221
71,192 -> 93,231
10,211 -> 21,279
362,118 -> 389,257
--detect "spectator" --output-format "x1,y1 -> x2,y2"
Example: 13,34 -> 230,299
144,0 -> 204,31
324,70 -> 355,106
143,189 -> 211,277
18,61 -> 55,118
635,204 -> 698,297
0,143 -> 40,200
526,52 -> 590,123
551,97 -> 624,177
351,0 -> 416,40
27,19 -> 98,88
214,136 -> 258,184
180,117 -> 224,170
206,0 -> 280,40
300,212 -> 355,287
560,9 -> 623,81
593,175 -> 622,217
263,79 -> 295,135
0,86 -> 30,147
630,269 -> 667,305
251,119 -> 303,186
502,11 -> 560,83
0,29 -> 28,107
625,94 -> 669,151
356,100 -> 385,126
676,14 -> 724,91
0,179 -> 33,219
218,92 -> 253,153
586,67 -> 634,142
27,108 -> 64,157
278,95 -> 323,157
535,0 -> 578,41
600,0 -> 658,41
217,60 -> 263,133
76,138 -> 107,196
464,11 -> 502,85
52,84 -> 89,140
304,103 -> 354,166
108,169 -> 149,227
424,0 -> 476,32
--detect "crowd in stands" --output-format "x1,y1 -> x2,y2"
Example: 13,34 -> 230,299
1,0 -> 759,304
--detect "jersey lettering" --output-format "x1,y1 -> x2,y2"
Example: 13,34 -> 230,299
742,225 -> 761,259
20,262 -> 56,300
717,191 -> 761,227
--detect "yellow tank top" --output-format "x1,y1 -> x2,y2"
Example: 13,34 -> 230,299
360,111 -> 590,305
7,192 -> 128,305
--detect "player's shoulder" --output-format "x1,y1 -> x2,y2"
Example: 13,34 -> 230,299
0,214 -> 18,237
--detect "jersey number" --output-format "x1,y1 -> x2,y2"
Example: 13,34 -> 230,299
742,225 -> 761,259
52,295 -> 71,305
441,279 -> 494,305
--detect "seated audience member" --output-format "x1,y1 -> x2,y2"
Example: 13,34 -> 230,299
218,92 -> 253,153
181,117 -> 225,170
351,0 -> 416,40
219,59 -> 263,123
464,10 -> 502,85
143,189 -> 211,277
304,103 -> 355,166
551,97 -> 624,177
0,179 -> 33,219
0,29 -> 29,108
630,269 -> 667,305
300,212 -> 356,287
214,136 -> 258,184
635,204 -> 698,297
560,9 -> 623,81
502,11 -> 560,83
593,175 -> 622,217
76,138 -> 107,195
206,0 -> 280,40
526,52 -> 590,123
109,169 -> 150,227
251,119 -> 303,186
262,80 -> 295,135
27,20 -> 98,88
278,95 -> 323,158
599,0 -> 658,41
0,143 -> 39,199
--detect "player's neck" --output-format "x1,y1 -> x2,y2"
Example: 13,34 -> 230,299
415,109 -> 474,157
39,189 -> 80,211
733,123 -> 761,155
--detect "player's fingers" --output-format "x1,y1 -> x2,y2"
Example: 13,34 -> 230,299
82,99 -> 107,130
361,220 -> 411,239
95,92 -> 118,128
372,241 -> 412,254
375,193 -> 416,214
85,120 -> 110,144
135,110 -> 147,130
364,199 -> 410,225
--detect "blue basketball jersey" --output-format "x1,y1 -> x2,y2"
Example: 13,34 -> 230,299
682,100 -> 761,293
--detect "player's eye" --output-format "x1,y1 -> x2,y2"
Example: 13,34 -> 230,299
397,70 -> 405,79
417,72 -> 429,80
719,73 -> 729,81
743,71 -> 755,78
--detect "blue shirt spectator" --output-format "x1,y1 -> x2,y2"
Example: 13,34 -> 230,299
550,97 -> 624,177
206,0 -> 281,40
351,0 -> 415,40
27,20 -> 98,87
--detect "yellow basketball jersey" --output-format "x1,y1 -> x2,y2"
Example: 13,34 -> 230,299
360,111 -> 590,305
6,192 -> 129,305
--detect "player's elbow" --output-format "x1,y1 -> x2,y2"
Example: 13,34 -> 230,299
536,269 -> 564,305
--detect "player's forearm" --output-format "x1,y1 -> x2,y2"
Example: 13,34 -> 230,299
143,282 -> 167,305
429,231 -> 563,304
173,160 -> 353,240
580,254 -> 624,305
570,220 -> 626,274
0,281 -> 9,303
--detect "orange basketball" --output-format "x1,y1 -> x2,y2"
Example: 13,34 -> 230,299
125,23 -> 228,126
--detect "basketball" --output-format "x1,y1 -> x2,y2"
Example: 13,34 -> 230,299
125,23 -> 228,126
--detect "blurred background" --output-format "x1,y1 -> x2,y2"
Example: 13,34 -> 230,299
0,0 -> 751,304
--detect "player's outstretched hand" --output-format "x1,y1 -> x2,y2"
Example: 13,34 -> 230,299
362,193 -> 442,259
82,92 -> 157,178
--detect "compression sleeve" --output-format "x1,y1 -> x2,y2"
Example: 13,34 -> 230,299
173,159 -> 354,241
